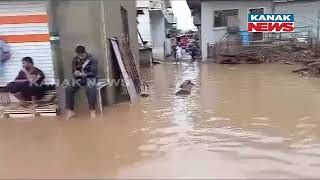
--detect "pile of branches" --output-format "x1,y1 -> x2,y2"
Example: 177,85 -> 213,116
292,61 -> 320,76
216,41 -> 315,64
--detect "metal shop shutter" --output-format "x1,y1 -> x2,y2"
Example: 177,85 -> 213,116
0,0 -> 55,86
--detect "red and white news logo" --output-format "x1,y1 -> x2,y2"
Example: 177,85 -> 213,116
248,14 -> 294,32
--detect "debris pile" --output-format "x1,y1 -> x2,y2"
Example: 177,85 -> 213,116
292,61 -> 320,76
216,42 -> 315,64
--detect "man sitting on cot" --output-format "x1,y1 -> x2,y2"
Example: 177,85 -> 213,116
6,57 -> 46,107
65,46 -> 98,119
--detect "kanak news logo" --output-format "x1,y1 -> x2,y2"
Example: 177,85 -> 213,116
248,14 -> 294,32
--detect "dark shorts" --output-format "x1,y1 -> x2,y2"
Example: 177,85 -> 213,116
6,81 -> 46,101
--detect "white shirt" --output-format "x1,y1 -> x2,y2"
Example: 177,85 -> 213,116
176,46 -> 183,59
0,40 -> 10,61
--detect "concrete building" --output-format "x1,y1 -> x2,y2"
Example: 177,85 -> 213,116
51,0 -> 140,106
187,0 -> 319,59
137,0 -> 177,60
0,0 -> 140,107
274,0 -> 320,37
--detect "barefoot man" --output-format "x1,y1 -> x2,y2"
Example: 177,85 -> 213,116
6,57 -> 46,107
65,46 -> 98,119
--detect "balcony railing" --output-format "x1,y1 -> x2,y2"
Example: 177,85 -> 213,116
149,0 -> 176,24
150,0 -> 162,9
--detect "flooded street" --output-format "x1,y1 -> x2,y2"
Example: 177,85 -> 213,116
1,63 -> 320,179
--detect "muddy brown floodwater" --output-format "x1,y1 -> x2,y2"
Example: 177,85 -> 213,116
1,63 -> 320,179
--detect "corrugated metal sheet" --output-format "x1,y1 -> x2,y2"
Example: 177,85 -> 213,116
0,1 -> 47,16
0,0 -> 55,86
0,23 -> 49,35
2,42 -> 55,84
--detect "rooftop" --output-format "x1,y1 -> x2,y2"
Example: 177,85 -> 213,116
187,0 -> 316,10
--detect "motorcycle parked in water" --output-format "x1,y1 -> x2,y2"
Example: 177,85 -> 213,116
191,46 -> 201,62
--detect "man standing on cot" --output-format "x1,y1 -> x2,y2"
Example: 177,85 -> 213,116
65,46 -> 98,119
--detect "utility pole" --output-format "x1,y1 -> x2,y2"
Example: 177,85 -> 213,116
316,10 -> 320,56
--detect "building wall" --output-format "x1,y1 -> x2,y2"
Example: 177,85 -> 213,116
150,10 -> 165,59
193,11 -> 201,26
201,0 -> 273,58
275,1 -> 320,37
164,38 -> 172,56
136,0 -> 149,8
138,9 -> 152,45
53,0 -> 106,80
137,0 -> 174,60
102,0 -> 140,104
52,0 -> 139,107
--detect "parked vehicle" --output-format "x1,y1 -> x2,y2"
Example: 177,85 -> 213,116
190,44 -> 201,61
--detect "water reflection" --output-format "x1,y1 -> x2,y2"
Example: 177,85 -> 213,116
1,63 -> 320,178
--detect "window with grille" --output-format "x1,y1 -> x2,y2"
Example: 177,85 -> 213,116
214,9 -> 239,27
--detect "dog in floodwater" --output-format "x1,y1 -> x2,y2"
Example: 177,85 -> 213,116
176,80 -> 195,96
